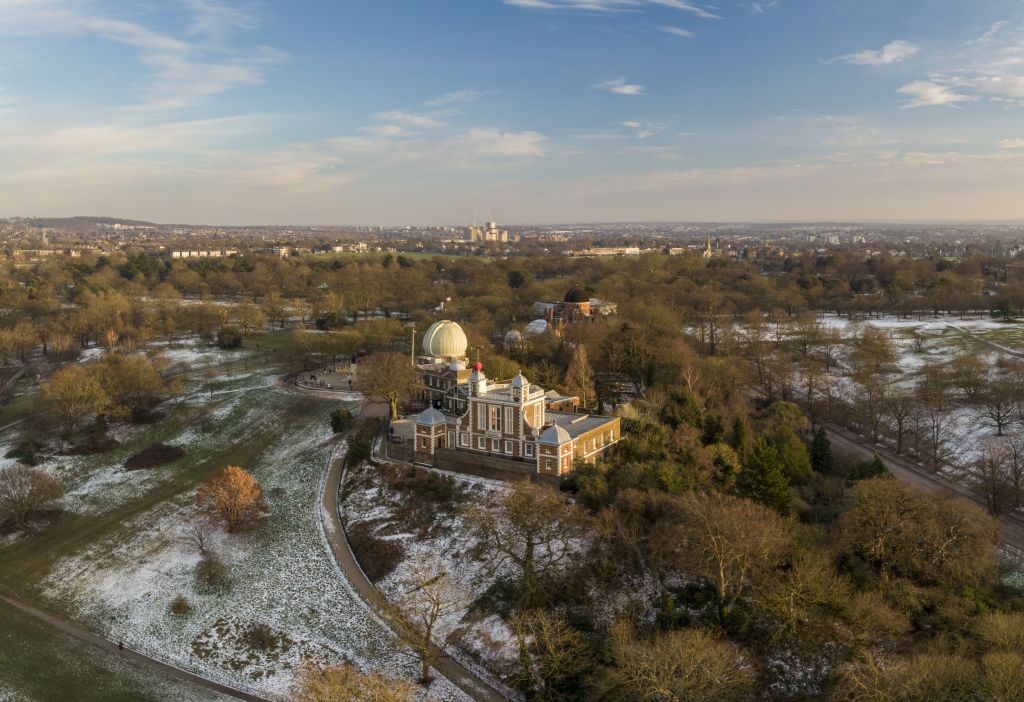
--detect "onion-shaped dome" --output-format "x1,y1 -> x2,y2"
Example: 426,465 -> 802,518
422,320 -> 467,358
564,287 -> 590,303
524,319 -> 549,337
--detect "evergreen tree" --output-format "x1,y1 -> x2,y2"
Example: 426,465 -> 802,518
564,344 -> 595,409
769,426 -> 812,484
738,438 -> 792,515
731,416 -> 749,457
810,427 -> 834,474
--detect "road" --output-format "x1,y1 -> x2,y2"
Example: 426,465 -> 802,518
0,594 -> 266,702
821,422 -> 1024,552
320,444 -> 508,702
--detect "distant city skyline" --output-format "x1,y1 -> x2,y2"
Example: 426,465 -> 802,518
2,0 -> 1024,225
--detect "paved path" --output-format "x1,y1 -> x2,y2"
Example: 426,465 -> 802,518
822,422 -> 1024,551
320,445 -> 507,702
0,594 -> 266,702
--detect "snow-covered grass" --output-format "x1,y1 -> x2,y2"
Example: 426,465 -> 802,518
1,356 -> 470,700
342,461 -> 523,694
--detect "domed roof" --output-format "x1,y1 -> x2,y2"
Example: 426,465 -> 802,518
524,319 -> 549,337
504,330 -> 524,346
416,407 -> 447,426
422,320 -> 467,359
565,287 -> 590,303
539,424 -> 572,446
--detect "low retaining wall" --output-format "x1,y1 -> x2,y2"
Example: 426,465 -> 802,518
382,440 -> 559,487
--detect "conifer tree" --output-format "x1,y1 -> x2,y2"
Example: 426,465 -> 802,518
811,427 -> 834,474
738,438 -> 792,515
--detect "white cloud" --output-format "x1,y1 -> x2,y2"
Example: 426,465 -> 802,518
0,1 -> 285,110
832,40 -> 919,66
595,77 -> 645,95
622,120 -> 659,138
372,110 -> 447,128
999,138 -> 1024,149
898,80 -> 978,108
503,0 -> 719,20
748,1 -> 781,13
455,129 -> 547,158
424,90 -> 492,107
659,26 -> 695,38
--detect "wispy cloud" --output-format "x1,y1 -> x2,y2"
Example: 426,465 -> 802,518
373,110 -> 447,128
659,25 -> 694,38
0,0 -> 285,111
503,0 -> 720,20
622,120 -> 659,138
831,40 -> 919,66
748,1 -> 781,14
595,77 -> 645,95
999,138 -> 1024,149
424,90 -> 493,107
893,22 -> 1024,108
898,81 -> 977,108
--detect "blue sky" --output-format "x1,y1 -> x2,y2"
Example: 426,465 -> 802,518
2,0 -> 1024,224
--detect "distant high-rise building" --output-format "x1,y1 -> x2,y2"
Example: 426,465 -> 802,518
467,220 -> 511,243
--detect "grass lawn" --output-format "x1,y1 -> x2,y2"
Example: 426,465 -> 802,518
0,334 -> 468,700
0,599 -> 230,702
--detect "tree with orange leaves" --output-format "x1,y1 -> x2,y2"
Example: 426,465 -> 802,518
196,465 -> 266,533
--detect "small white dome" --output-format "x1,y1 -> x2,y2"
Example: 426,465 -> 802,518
524,319 -> 549,337
422,320 -> 467,359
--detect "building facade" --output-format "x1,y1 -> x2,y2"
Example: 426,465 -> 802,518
412,320 -> 620,477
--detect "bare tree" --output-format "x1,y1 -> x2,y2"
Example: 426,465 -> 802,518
511,609 -> 592,702
365,352 -> 421,420
884,392 -> 916,455
967,439 -> 1016,516
0,464 -> 63,530
466,483 -> 584,606
979,381 -> 1018,437
391,555 -> 468,684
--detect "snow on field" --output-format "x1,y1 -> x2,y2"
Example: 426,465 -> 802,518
342,462 -> 523,694
35,374 -> 467,701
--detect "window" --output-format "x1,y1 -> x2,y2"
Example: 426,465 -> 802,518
504,440 -> 514,454
477,404 -> 486,431
459,432 -> 469,447
476,436 -> 486,450
524,443 -> 534,457
489,405 -> 501,432
504,406 -> 514,432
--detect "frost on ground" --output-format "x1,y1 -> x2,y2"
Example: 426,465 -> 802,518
35,373 -> 468,701
342,461 -> 524,694
817,314 -> 1024,470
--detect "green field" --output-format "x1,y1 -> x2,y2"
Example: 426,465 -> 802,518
0,332 -> 381,700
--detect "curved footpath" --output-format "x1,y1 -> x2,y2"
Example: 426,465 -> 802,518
822,422 -> 1024,552
0,593 -> 266,701
319,444 -> 508,702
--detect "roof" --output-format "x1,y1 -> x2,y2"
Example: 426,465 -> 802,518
416,407 -> 447,426
547,411 -> 618,439
565,286 -> 590,303
422,320 -> 467,359
539,424 -> 572,446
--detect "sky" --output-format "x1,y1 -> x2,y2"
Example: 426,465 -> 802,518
2,0 -> 1024,225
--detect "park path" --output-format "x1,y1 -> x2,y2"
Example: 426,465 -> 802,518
319,441 -> 508,702
0,594 -> 265,702
821,421 -> 1024,552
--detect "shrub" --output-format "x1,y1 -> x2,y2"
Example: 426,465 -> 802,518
195,552 -> 229,588
347,522 -> 404,582
170,594 -> 191,615
241,622 -> 277,651
216,327 -> 242,350
0,464 -> 63,529
196,465 -> 266,533
125,443 -> 185,471
330,407 -> 354,434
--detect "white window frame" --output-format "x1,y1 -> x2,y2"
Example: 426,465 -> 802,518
504,406 -> 514,432
524,443 -> 535,457
504,440 -> 514,454
459,432 -> 469,447
476,436 -> 486,450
